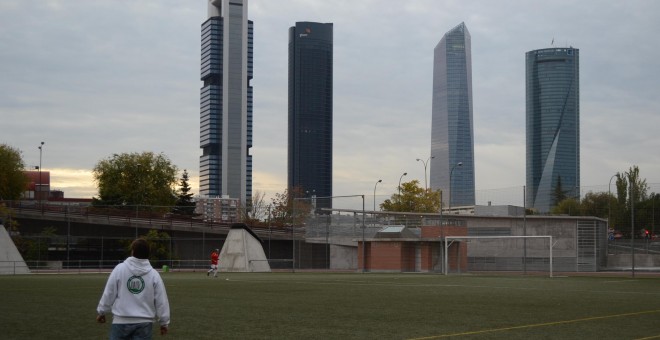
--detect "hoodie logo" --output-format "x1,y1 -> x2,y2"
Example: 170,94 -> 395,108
127,276 -> 145,294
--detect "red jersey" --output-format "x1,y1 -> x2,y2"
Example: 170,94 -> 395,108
210,251 -> 219,265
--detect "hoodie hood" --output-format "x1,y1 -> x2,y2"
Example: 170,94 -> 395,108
124,256 -> 153,276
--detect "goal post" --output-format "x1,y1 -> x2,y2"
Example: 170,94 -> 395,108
443,235 -> 553,277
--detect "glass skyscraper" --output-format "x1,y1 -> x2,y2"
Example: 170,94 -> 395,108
288,22 -> 333,208
199,0 -> 253,205
526,47 -> 580,213
430,22 -> 475,209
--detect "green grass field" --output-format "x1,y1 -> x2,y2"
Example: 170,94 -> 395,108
1,272 -> 660,339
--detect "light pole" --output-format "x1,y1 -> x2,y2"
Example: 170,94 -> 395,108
38,142 -> 44,201
630,180 -> 635,278
373,179 -> 382,212
398,172 -> 407,196
416,157 -> 434,190
608,174 -> 617,231
449,162 -> 463,212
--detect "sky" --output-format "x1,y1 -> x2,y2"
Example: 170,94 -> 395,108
1,0 -> 659,208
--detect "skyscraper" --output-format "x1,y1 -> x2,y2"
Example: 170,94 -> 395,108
288,22 -> 333,207
199,0 -> 253,205
430,22 -> 475,209
526,47 -> 580,213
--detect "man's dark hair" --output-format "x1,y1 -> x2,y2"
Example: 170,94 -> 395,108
131,238 -> 150,259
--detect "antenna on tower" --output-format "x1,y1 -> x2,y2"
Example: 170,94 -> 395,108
551,37 -> 554,46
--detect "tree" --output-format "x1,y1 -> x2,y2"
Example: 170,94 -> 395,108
143,229 -> 172,267
242,190 -> 268,225
0,204 -> 19,232
380,180 -> 441,213
625,165 -> 648,203
608,165 -> 650,234
551,198 -> 581,216
579,192 -> 610,218
552,176 -> 568,207
0,144 -> 29,200
92,152 -> 178,210
172,169 -> 196,216
270,187 -> 312,227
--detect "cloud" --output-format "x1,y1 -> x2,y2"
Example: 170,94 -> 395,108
1,0 -> 659,206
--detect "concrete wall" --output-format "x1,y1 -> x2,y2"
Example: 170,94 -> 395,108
330,244 -> 357,270
0,225 -> 30,275
608,254 -> 660,269
464,215 -> 607,272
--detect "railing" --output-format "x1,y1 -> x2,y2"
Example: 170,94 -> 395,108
3,200 -> 304,238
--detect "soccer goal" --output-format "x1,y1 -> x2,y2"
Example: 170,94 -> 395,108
443,236 -> 554,277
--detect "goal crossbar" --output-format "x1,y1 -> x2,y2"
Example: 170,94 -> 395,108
443,235 -> 553,277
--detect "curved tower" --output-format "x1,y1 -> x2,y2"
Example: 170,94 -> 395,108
526,47 -> 580,213
430,22 -> 475,209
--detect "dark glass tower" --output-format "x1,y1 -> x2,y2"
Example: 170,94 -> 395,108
430,22 -> 475,208
526,47 -> 580,213
199,0 -> 253,205
288,22 -> 333,208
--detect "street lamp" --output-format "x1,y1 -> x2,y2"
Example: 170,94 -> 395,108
449,162 -> 463,212
398,172 -> 407,196
38,142 -> 44,201
416,157 -> 434,190
373,179 -> 382,212
608,174 -> 617,230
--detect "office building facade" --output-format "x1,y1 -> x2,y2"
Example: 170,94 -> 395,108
526,47 -> 580,213
199,0 -> 253,205
430,22 -> 475,208
288,22 -> 333,207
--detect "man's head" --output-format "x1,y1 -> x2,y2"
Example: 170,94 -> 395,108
131,238 -> 150,259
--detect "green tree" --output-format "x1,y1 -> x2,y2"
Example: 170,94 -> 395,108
552,176 -> 568,207
15,226 -> 56,263
172,169 -> 196,216
609,166 -> 649,235
579,192 -> 611,218
380,180 -> 441,213
611,173 -> 628,231
551,198 -> 581,216
143,230 -> 172,267
0,144 -> 29,200
0,204 -> 19,232
625,165 -> 648,203
92,152 -> 178,210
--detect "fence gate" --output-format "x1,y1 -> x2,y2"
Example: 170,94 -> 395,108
577,221 -> 597,271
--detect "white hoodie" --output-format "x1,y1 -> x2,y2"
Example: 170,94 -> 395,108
97,257 -> 170,326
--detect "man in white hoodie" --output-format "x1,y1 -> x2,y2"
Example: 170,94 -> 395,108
96,238 -> 171,339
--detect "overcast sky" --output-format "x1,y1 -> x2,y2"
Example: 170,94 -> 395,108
2,0 -> 659,207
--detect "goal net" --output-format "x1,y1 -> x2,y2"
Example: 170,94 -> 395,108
443,236 -> 553,277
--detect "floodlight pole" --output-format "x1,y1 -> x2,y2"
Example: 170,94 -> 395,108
362,195 -> 366,273
608,174 -> 617,231
416,156 -> 434,191
38,142 -> 44,209
373,179 -> 382,212
523,186 -> 527,274
631,181 -> 635,278
292,198 -> 296,273
449,162 -> 463,212
398,172 -> 407,197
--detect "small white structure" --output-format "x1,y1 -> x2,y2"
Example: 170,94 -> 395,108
219,224 -> 271,272
0,224 -> 30,275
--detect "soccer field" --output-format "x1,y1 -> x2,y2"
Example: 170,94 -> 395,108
1,272 -> 659,339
